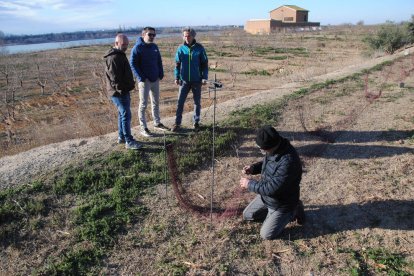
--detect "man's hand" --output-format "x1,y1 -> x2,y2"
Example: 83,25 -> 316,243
240,177 -> 249,189
202,79 -> 207,85
174,79 -> 180,86
242,165 -> 252,175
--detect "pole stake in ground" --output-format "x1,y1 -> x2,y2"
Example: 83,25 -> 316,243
208,74 -> 223,222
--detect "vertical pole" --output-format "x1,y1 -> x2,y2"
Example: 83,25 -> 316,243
210,74 -> 217,223
164,131 -> 168,203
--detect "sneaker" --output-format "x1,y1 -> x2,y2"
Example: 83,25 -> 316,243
293,200 -> 306,225
171,124 -> 181,132
140,128 -> 153,137
125,140 -> 143,150
193,122 -> 200,130
118,137 -> 126,144
154,123 -> 169,131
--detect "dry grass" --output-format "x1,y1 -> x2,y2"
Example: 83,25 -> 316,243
102,51 -> 413,275
1,26 -> 373,158
1,26 -> 413,275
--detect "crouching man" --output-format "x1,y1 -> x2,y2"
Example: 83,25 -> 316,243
240,125 -> 305,240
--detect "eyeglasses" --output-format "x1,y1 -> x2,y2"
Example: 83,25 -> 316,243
147,33 -> 156,37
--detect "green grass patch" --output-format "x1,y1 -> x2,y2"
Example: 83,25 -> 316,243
209,68 -> 227,73
241,69 -> 271,76
40,248 -> 104,275
206,49 -> 240,58
266,55 -> 288,60
0,181 -> 49,246
253,46 -> 307,56
175,128 -> 238,174
338,247 -> 412,275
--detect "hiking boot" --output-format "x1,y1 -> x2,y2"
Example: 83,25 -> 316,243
293,200 -> 306,225
140,127 -> 153,137
171,124 -> 181,132
154,123 -> 169,131
193,122 -> 200,131
118,137 -> 126,144
125,140 -> 143,150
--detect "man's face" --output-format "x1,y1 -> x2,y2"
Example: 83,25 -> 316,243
143,31 -> 156,43
183,31 -> 194,45
116,37 -> 129,52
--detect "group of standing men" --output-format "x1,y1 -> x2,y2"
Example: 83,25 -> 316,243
104,27 -> 305,240
104,27 -> 208,149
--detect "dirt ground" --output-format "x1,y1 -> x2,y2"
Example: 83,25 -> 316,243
100,50 -> 414,275
0,27 -> 413,275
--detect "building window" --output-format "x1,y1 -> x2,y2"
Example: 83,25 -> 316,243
284,17 -> 294,22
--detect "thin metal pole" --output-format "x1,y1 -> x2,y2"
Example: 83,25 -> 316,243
210,74 -> 217,223
164,131 -> 168,203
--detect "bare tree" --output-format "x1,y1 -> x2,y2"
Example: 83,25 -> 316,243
36,63 -> 47,95
90,60 -> 107,102
228,64 -> 237,88
0,62 -> 10,86
49,58 -> 63,94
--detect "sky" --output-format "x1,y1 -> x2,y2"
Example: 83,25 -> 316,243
0,0 -> 413,35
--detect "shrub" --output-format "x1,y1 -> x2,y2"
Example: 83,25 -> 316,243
363,21 -> 411,54
408,15 -> 414,43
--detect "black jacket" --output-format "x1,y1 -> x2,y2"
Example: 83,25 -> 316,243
248,138 -> 302,212
104,47 -> 135,97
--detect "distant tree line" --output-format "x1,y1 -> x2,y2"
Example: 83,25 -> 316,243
0,30 -> 4,45
1,25 -> 241,45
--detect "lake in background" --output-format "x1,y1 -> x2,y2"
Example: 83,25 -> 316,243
2,34 -> 174,55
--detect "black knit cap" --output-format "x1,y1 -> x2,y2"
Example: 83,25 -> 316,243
255,125 -> 281,150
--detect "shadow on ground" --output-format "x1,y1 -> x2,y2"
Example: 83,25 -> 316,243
284,199 -> 414,239
235,129 -> 413,160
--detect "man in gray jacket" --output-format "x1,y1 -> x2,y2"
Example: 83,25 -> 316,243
104,33 -> 142,150
240,125 -> 304,239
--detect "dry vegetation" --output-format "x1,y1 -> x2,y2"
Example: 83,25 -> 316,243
1,26 -> 413,275
123,52 -> 413,275
1,26 -> 373,158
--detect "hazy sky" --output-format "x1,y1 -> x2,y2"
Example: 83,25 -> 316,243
1,0 -> 413,35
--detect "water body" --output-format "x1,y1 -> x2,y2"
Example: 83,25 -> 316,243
2,37 -> 117,55
2,34 -> 174,55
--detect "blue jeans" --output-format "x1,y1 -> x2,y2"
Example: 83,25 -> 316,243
175,81 -> 202,125
243,195 -> 295,240
111,93 -> 134,143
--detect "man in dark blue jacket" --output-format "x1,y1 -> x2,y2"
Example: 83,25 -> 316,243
130,27 -> 168,137
240,125 -> 305,240
171,27 -> 208,132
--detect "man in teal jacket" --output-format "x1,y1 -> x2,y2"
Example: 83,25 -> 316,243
171,27 -> 208,132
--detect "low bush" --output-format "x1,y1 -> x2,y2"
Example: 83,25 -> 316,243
363,21 -> 413,54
